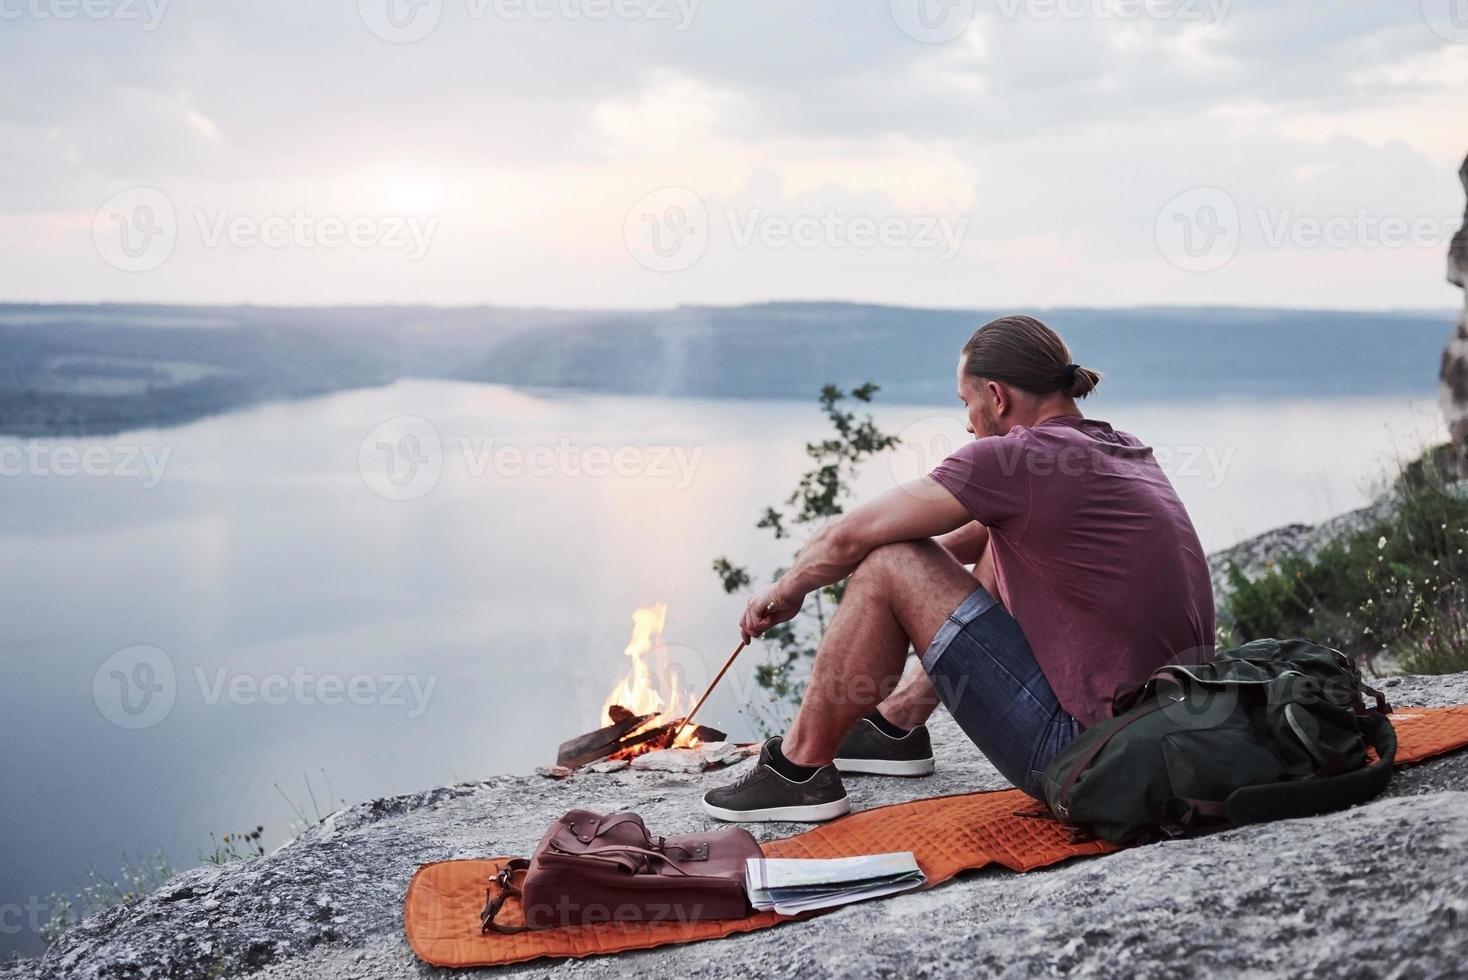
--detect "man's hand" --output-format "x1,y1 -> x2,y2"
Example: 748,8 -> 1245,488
740,583 -> 802,641
736,478 -> 970,642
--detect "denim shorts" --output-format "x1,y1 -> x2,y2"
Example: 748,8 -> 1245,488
920,587 -> 1080,799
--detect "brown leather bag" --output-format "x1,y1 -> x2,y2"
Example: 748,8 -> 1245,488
481,809 -> 762,933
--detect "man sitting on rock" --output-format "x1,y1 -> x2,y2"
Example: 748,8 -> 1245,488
703,314 -> 1216,822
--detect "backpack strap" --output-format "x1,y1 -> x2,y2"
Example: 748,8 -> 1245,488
1359,680 -> 1391,716
1222,712 -> 1397,827
548,842 -> 694,876
480,859 -> 531,934
1053,697 -> 1168,821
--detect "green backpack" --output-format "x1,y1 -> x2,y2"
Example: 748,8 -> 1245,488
1040,638 -> 1397,845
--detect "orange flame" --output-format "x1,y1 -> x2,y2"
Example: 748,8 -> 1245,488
600,603 -> 702,752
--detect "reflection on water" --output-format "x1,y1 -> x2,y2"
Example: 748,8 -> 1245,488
0,381 -> 1444,954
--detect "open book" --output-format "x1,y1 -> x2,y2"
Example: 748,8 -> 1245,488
745,852 -> 926,915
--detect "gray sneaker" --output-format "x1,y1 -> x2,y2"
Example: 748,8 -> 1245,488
833,717 -> 935,776
702,737 -> 851,823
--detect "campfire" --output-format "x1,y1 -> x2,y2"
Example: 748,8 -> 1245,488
555,603 -> 729,770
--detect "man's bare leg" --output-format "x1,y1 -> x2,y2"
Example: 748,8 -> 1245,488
781,539 -> 983,767
875,546 -> 1000,730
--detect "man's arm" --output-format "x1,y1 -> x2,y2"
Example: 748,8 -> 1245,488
740,477 -> 972,639
935,521 -> 990,566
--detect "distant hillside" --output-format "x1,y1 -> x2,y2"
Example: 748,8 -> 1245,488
0,302 -> 1453,435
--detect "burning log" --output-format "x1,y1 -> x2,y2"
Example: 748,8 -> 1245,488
605,720 -> 726,758
557,707 -> 728,769
571,605 -> 730,768
556,710 -> 657,768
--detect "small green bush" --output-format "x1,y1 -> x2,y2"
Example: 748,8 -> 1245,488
204,826 -> 265,865
41,851 -> 173,946
1222,446 -> 1468,672
1396,590 -> 1468,675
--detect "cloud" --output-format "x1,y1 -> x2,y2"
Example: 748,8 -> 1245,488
0,1 -> 1462,307
185,108 -> 221,141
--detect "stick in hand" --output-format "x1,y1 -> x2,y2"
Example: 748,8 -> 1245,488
671,600 -> 774,745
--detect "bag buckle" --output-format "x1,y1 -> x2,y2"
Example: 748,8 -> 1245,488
1012,804 -> 1052,820
660,838 -> 710,862
481,860 -> 530,935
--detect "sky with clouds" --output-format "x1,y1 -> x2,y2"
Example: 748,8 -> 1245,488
2,0 -> 1465,309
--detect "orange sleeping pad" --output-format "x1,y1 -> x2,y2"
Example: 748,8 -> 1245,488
405,705 -> 1468,969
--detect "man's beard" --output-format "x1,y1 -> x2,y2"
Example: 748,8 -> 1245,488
977,402 -> 1000,438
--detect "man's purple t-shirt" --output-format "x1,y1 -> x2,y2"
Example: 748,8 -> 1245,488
928,416 -> 1215,729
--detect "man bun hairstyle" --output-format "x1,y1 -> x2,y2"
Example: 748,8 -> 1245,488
961,314 -> 1101,400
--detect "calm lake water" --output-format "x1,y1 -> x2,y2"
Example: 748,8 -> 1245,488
0,381 -> 1446,954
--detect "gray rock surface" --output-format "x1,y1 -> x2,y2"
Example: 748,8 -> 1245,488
1205,498 -> 1393,604
1449,155 -> 1467,292
1442,154 -> 1468,458
12,671 -> 1468,980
